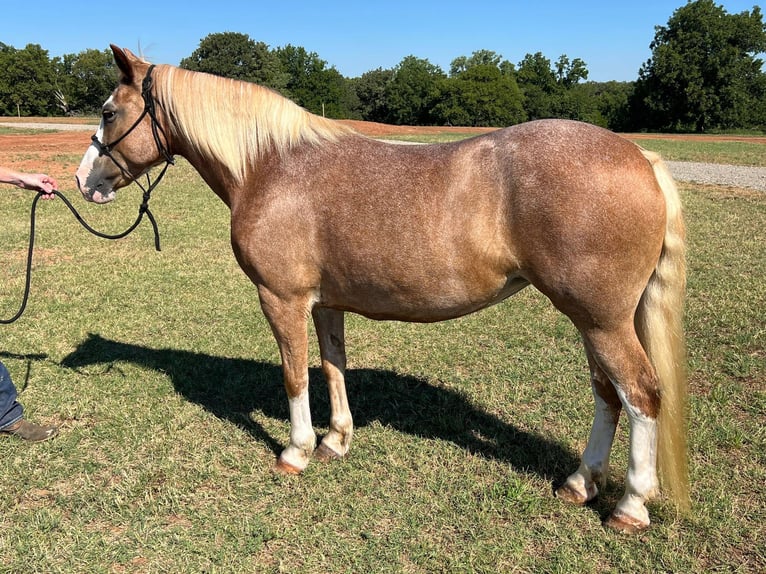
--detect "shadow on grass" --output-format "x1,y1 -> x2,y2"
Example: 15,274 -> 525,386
0,351 -> 49,392
60,333 -> 580,487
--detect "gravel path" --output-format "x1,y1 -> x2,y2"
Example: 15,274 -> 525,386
2,122 -> 764,191
0,121 -> 96,131
666,161 -> 766,192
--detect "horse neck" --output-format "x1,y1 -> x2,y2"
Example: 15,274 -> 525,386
155,65 -> 349,207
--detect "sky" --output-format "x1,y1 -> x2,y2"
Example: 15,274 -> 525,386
2,1 -> 762,83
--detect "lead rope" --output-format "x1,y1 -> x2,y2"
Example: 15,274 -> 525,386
1,64 -> 173,323
0,187 -> 161,324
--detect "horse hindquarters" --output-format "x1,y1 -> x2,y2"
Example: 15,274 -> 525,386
555,150 -> 688,532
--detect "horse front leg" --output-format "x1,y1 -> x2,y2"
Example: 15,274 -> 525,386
258,287 -> 316,474
312,307 -> 353,461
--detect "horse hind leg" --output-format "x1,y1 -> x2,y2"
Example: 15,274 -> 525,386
312,307 -> 354,461
556,346 -> 621,505
573,325 -> 661,532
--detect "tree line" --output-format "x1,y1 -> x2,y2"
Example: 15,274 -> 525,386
1,1 -> 764,132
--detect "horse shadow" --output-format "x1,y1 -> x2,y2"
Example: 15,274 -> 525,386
59,333 -> 581,488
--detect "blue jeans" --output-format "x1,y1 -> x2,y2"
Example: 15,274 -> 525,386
0,361 -> 23,430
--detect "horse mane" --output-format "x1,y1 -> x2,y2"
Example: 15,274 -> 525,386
153,65 -> 354,183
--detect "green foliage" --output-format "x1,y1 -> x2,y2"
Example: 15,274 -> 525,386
516,51 -> 595,123
349,68 -> 394,123
0,43 -> 56,116
179,32 -> 289,92
516,52 -> 558,120
633,0 -> 766,131
434,62 -> 526,127
52,49 -> 117,115
2,4 -> 765,131
586,81 -> 635,131
555,55 -> 588,87
178,35 -> 358,119
384,55 -> 446,125
275,45 -> 357,118
449,49 -> 505,75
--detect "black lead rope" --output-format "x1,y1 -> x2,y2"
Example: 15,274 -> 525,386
0,187 -> 162,324
2,64 -> 173,324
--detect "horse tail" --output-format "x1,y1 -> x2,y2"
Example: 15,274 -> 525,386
636,148 -> 690,513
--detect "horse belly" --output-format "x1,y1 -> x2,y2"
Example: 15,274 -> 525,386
319,252 -> 528,322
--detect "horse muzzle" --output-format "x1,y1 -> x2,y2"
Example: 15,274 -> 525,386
75,172 -> 116,204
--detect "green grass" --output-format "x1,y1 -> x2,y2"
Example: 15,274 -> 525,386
0,126 -> 58,135
627,138 -> 766,166
0,153 -> 763,572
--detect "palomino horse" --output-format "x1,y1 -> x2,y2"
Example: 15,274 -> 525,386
76,46 -> 689,532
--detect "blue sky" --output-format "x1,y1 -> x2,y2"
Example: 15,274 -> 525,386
2,1 -> 761,82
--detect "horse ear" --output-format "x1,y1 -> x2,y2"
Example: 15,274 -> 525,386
110,44 -> 135,84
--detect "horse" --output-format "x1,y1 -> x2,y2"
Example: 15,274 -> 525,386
76,45 -> 689,532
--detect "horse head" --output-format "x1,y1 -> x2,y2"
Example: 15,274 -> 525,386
76,45 -> 172,204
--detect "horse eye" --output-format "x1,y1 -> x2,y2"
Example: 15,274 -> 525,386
102,110 -> 116,123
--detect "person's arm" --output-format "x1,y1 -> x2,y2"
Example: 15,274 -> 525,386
0,166 -> 58,198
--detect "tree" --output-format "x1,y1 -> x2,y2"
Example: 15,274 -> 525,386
53,49 -> 116,115
574,81 -> 635,130
275,44 -> 356,118
555,55 -> 588,87
434,52 -> 526,126
385,56 -> 445,125
633,0 -> 766,131
351,68 -> 394,123
517,52 -> 590,121
0,43 -> 56,116
180,32 -> 288,92
516,52 -> 559,120
449,49 -> 504,75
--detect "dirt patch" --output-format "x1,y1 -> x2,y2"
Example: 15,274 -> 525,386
0,131 -> 92,188
338,119 -> 497,137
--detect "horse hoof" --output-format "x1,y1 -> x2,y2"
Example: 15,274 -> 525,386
555,483 -> 589,506
604,511 -> 650,534
315,443 -> 343,462
274,457 -> 303,475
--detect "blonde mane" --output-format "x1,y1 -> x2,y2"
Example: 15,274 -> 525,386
153,65 -> 353,183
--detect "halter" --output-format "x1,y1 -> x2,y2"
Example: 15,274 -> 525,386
1,66 -> 174,324
90,64 -> 175,215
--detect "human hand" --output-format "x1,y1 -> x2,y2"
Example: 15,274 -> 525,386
19,173 -> 58,199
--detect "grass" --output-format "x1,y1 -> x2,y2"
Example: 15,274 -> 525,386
0,144 -> 763,572
0,127 -> 58,136
627,138 -> 766,167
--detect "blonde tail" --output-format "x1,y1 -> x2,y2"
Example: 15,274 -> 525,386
636,149 -> 690,512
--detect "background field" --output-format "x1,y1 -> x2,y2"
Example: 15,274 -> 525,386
0,125 -> 763,573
